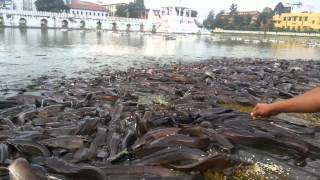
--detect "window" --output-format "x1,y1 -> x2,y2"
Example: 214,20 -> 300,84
98,13 -> 100,16
305,17 -> 308,21
90,12 -> 92,15
299,17 -> 302,21
94,12 -> 96,16
77,11 -> 79,14
288,17 -> 291,21
81,11 -> 83,15
312,20 -> 315,24
86,12 -> 88,15
72,11 -> 75,14
293,17 -> 297,21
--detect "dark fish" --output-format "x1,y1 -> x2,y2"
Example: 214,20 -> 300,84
121,128 -> 137,150
179,126 -> 234,152
217,127 -> 274,145
14,109 -> 37,125
0,100 -> 20,109
136,111 -> 152,136
8,158 -> 44,180
132,128 -> 180,150
108,132 -> 121,158
0,143 -> 8,164
172,76 -> 193,84
8,139 -> 50,157
77,118 -> 99,136
6,95 -> 44,106
99,165 -> 176,177
39,136 -> 84,150
169,154 -> 246,172
132,146 -> 207,166
45,157 -> 106,180
88,128 -> 107,159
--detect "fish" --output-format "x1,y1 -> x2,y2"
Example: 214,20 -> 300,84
169,154 -> 247,172
99,165 -> 176,177
132,128 -> 180,150
0,143 -> 8,164
8,139 -> 50,157
45,157 -> 106,180
132,146 -> 207,166
8,158 -> 44,180
39,136 -> 84,150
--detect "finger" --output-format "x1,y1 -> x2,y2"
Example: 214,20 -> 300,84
250,112 -> 258,120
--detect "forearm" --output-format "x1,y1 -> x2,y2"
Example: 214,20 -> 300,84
270,88 -> 320,114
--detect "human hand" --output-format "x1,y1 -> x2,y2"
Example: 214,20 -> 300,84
251,103 -> 275,120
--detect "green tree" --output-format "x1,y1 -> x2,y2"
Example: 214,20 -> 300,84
35,0 -> 66,12
257,7 -> 275,32
191,10 -> 198,17
274,2 -> 285,15
128,0 -> 145,18
233,15 -> 244,30
214,10 -> 227,29
115,4 -> 128,17
203,10 -> 215,30
229,3 -> 238,16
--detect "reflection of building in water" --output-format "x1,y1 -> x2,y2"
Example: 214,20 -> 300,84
273,12 -> 320,32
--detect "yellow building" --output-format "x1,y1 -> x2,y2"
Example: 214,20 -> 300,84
273,12 -> 320,32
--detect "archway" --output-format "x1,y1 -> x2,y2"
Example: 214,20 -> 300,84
96,21 -> 102,30
62,20 -> 68,29
40,19 -> 48,29
126,24 -> 131,32
140,24 -> 144,32
19,18 -> 27,28
80,20 -> 86,29
112,22 -> 117,32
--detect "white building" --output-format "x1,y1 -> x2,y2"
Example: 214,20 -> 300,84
101,0 -> 132,17
68,0 -> 107,17
103,3 -> 128,17
13,0 -> 36,11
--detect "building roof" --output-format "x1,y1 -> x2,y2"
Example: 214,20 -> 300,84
102,0 -> 132,5
68,0 -> 106,11
238,11 -> 260,16
103,3 -> 128,6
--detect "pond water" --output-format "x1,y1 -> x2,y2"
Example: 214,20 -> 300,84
0,28 -> 320,90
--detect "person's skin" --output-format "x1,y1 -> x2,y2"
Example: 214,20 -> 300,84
251,87 -> 320,120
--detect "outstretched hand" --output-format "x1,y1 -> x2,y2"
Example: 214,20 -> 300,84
251,103 -> 274,120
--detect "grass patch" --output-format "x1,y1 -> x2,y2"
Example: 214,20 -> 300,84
220,103 -> 253,114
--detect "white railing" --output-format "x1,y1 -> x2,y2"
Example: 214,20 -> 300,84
0,9 -> 150,23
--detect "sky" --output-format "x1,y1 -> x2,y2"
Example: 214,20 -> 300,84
98,0 -> 320,18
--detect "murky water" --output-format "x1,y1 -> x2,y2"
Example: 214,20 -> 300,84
1,28 -> 320,90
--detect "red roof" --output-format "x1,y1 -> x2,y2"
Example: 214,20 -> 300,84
68,0 -> 106,12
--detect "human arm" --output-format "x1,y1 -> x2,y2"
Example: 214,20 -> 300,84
251,87 -> 320,120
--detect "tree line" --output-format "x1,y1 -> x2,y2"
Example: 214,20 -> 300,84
116,0 -> 145,18
203,2 -> 290,32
